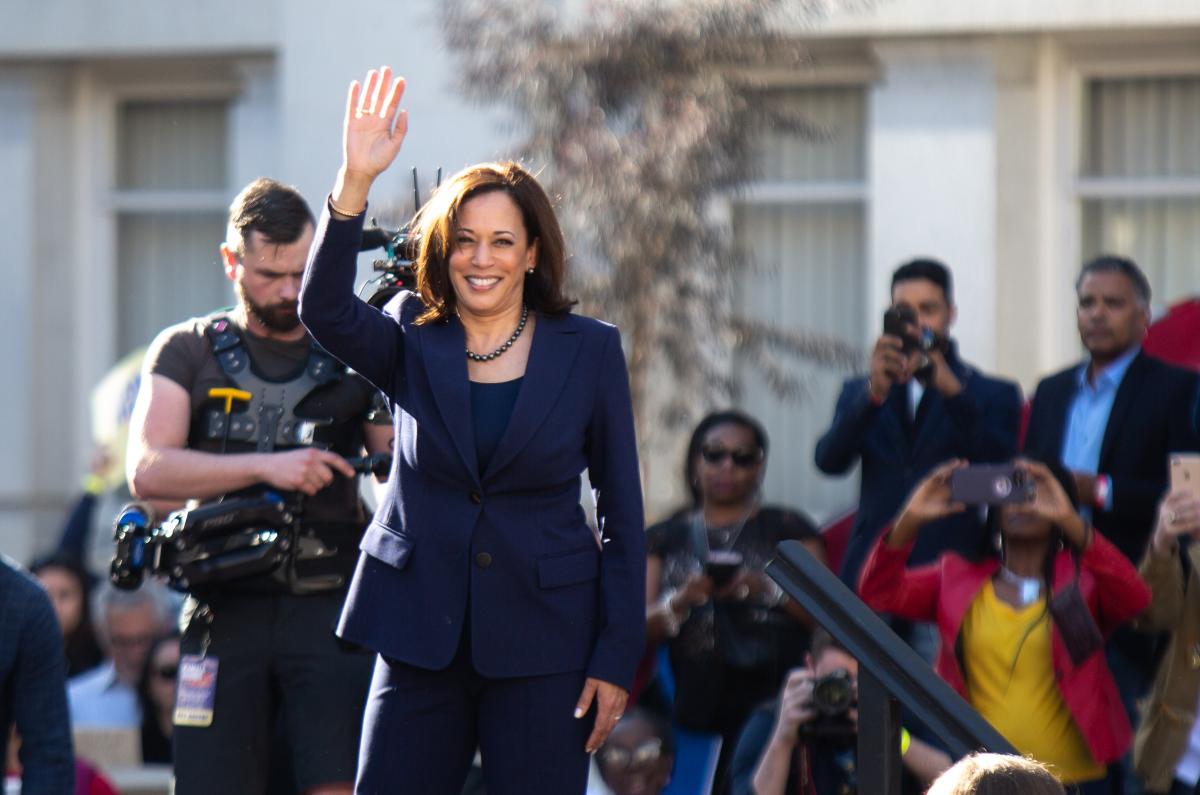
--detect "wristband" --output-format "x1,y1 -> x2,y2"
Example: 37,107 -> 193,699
866,378 -> 885,406
81,473 -> 106,495
900,727 -> 911,756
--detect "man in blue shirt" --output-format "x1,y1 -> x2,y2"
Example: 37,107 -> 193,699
0,555 -> 74,793
1024,254 -> 1200,795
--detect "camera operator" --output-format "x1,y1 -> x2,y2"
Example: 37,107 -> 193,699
126,177 -> 392,795
728,628 -> 949,795
815,259 -> 1021,658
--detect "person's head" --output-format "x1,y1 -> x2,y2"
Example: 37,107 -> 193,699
1075,255 -> 1151,365
138,633 -> 181,720
926,753 -> 1064,795
30,554 -> 92,636
595,708 -> 675,795
219,178 -> 316,335
891,258 -> 956,339
91,581 -> 176,686
410,161 -> 574,325
683,410 -> 768,508
808,627 -> 858,681
987,459 -> 1079,554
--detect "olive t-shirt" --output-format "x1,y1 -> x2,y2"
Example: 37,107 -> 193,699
142,310 -> 390,584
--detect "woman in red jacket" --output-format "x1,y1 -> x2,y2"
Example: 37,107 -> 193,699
858,459 -> 1150,794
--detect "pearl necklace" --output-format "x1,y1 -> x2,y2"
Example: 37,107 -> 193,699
465,305 -> 528,362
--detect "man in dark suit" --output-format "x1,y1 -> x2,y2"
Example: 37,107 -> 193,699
1023,255 -> 1200,794
815,259 -> 1022,600
0,556 -> 74,792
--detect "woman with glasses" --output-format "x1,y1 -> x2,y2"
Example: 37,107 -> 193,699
137,632 -> 180,764
595,709 -> 675,795
644,410 -> 826,795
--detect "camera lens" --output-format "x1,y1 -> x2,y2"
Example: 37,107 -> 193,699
811,670 -> 855,716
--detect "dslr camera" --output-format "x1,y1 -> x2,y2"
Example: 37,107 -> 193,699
798,668 -> 857,741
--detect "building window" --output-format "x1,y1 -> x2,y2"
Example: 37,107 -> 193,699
114,99 -> 232,355
734,85 -> 868,523
1079,76 -> 1200,307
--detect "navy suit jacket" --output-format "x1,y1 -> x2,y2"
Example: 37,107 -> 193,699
298,208 -> 646,689
814,348 -> 1022,587
0,557 -> 74,794
1023,350 -> 1200,564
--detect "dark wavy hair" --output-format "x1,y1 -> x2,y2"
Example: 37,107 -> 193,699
29,552 -> 104,677
682,410 -> 769,507
410,161 -> 575,325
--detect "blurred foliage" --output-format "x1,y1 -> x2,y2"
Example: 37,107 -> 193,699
441,0 -> 862,450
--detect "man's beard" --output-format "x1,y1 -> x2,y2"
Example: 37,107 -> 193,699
237,282 -> 301,333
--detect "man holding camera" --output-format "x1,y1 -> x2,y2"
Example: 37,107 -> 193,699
728,629 -> 949,795
1023,255 -> 1200,795
126,178 -> 392,794
815,259 -> 1022,601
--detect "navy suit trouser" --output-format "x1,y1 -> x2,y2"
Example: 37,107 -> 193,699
354,623 -> 592,795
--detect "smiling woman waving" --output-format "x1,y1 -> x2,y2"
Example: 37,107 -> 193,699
298,66 -> 646,795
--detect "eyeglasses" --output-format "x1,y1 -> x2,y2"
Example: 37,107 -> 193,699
700,446 -> 763,468
154,666 -> 178,680
597,738 -> 665,772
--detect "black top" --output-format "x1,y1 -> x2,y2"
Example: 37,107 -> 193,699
647,506 -> 820,733
470,378 -> 523,472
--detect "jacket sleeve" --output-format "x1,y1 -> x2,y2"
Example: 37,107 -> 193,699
814,377 -> 882,475
298,202 -> 402,394
584,326 -> 647,689
1106,372 -> 1200,531
856,529 -> 941,622
1083,530 -> 1152,635
943,377 -> 1021,463
14,585 -> 75,794
1131,540 -> 1185,633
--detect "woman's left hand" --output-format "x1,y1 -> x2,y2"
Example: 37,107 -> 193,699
575,677 -> 629,754
1016,459 -> 1089,547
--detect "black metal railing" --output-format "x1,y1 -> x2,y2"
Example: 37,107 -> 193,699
767,540 -> 1016,794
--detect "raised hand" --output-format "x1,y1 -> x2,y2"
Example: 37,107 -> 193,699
1015,458 -> 1088,547
889,459 -> 968,547
333,66 -> 408,215
1151,489 -> 1200,553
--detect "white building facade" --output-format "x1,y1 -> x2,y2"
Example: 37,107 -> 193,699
2,0 -> 1198,559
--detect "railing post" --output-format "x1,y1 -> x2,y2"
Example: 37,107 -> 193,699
857,668 -> 902,794
766,540 -> 1016,766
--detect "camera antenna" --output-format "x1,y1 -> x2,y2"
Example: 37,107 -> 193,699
411,167 -> 421,214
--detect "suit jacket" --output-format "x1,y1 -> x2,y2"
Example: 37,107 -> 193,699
1023,351 -> 1200,565
814,348 -> 1022,586
0,557 -> 75,794
858,531 -> 1150,767
298,208 -> 646,689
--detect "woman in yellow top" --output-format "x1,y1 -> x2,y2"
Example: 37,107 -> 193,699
858,459 -> 1151,793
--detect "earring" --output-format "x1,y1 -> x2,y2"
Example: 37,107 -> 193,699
527,268 -> 535,275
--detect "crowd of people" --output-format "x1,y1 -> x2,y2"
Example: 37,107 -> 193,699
2,64 -> 1200,795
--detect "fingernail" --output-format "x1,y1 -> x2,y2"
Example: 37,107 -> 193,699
574,707 -> 584,719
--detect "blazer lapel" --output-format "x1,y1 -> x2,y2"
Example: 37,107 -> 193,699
483,314 -> 581,481
417,318 -> 480,484
1098,352 -> 1146,470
